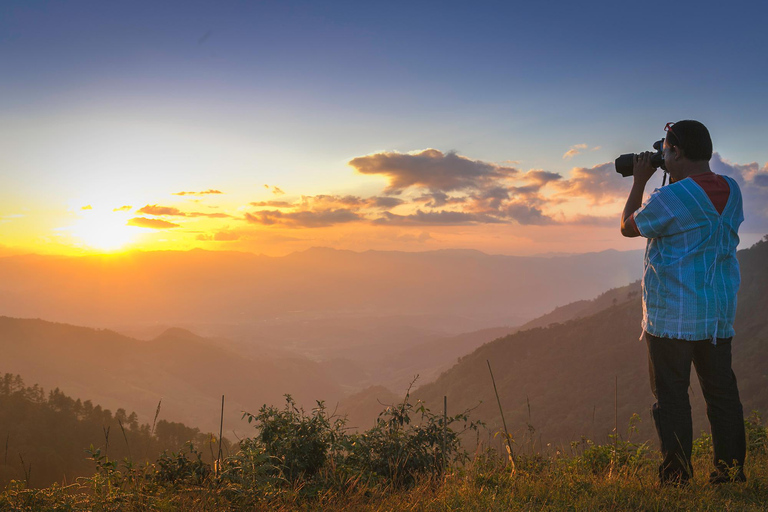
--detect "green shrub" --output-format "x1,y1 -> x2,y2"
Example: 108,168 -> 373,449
242,395 -> 346,484
153,443 -> 211,487
343,389 -> 482,488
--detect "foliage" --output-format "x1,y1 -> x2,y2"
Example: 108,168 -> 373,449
242,396 -> 345,483
570,414 -> 650,475
153,443 -> 211,487
0,373 -> 229,490
343,388 -> 483,488
745,410 -> 768,454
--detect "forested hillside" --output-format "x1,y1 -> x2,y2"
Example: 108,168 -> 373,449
0,374 -> 222,488
414,237 -> 768,445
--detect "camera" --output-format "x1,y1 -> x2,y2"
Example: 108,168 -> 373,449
615,139 -> 666,177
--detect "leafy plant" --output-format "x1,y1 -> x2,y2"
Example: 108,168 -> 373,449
242,395 -> 346,484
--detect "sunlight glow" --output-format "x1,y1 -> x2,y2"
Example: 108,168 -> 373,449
67,211 -> 140,252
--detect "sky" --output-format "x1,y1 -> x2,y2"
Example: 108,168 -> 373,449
1,0 -> 767,257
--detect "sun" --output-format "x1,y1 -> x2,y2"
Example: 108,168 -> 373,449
68,211 -> 139,252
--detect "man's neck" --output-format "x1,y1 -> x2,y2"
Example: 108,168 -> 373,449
670,161 -> 712,183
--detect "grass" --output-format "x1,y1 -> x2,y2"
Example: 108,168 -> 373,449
3,399 -> 766,511
2,443 -> 766,511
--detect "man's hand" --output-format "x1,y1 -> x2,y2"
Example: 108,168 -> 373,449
621,152 -> 656,237
633,151 -> 657,184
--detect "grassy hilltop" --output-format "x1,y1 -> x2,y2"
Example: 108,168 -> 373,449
1,388 -> 767,511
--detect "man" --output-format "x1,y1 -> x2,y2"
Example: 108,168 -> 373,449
620,120 -> 746,485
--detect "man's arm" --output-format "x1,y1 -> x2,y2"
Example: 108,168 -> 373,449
621,152 -> 656,238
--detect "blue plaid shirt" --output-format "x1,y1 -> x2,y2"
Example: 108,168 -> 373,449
633,175 -> 743,341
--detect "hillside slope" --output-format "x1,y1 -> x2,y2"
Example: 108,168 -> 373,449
414,238 -> 768,445
0,319 -> 342,433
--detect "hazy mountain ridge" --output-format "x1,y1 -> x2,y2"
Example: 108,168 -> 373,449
0,317 -> 342,433
408,238 -> 768,445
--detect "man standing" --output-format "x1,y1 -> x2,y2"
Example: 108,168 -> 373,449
620,120 -> 746,485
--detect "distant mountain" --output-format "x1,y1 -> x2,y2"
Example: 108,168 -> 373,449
518,281 -> 641,331
0,248 -> 643,338
410,238 -> 768,445
0,318 -> 342,433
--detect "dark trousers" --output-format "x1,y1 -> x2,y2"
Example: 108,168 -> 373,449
646,332 -> 746,483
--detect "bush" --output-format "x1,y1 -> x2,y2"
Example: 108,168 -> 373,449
343,389 -> 482,488
242,395 -> 346,484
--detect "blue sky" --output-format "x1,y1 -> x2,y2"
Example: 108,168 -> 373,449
1,0 -> 767,255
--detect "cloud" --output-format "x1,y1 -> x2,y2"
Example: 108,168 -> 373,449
710,153 -> 768,231
172,189 -> 223,196
81,205 -> 92,210
245,209 -> 362,228
415,191 -> 468,208
113,205 -> 132,212
373,210 -> 504,226
0,214 -> 24,225
251,201 -> 293,207
562,144 -> 600,160
137,205 -> 187,216
127,217 -> 180,229
554,162 -> 626,204
369,196 -> 405,209
272,187 -> 285,196
188,212 -> 233,218
349,149 -> 518,193
502,202 -> 555,225
523,170 -> 563,186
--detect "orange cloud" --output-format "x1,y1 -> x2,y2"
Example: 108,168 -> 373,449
138,205 -> 186,216
128,217 -> 180,229
554,163 -> 626,204
172,189 -> 223,196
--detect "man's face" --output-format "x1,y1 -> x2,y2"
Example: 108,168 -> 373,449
663,136 -> 683,181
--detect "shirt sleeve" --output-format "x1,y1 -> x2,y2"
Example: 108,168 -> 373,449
632,188 -> 679,239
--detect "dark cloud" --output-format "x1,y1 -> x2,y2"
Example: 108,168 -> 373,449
349,149 -> 518,193
127,217 -> 180,229
502,203 -> 555,225
524,170 -> 563,186
245,209 -> 361,228
173,189 -> 223,196
554,162 -> 626,204
137,205 -> 187,216
300,195 -> 365,208
415,191 -> 468,208
373,210 -> 503,226
369,196 -> 405,209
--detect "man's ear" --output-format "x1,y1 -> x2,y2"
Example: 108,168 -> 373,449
672,145 -> 684,161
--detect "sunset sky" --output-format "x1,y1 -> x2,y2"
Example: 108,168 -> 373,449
2,0 -> 767,256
